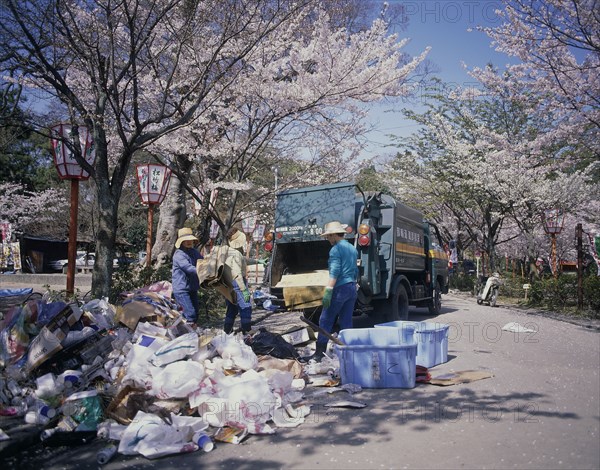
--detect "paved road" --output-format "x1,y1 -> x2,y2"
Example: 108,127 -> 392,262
3,293 -> 600,469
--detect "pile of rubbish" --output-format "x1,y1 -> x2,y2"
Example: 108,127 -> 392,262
0,282 -> 346,464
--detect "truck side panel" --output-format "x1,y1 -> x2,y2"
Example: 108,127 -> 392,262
393,202 -> 426,273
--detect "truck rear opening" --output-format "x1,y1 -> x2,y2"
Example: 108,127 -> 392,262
269,240 -> 332,309
270,182 -> 357,309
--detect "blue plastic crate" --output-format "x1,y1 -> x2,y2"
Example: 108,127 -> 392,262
335,328 -> 417,389
375,321 -> 449,368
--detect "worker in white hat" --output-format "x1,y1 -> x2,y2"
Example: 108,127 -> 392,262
304,220 -> 358,362
172,227 -> 203,325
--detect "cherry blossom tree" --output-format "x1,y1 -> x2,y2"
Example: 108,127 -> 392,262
472,0 -> 599,161
385,80 -> 597,272
0,182 -> 68,236
0,0 -> 428,296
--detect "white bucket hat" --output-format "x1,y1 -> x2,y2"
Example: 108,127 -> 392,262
175,227 -> 198,248
320,221 -> 348,236
228,229 -> 247,250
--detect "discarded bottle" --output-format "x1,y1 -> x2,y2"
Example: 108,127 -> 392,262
25,410 -> 50,425
97,444 -> 118,465
37,402 -> 56,419
40,427 -> 59,441
97,421 -> 110,439
193,431 -> 214,452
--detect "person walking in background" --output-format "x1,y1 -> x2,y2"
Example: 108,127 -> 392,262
172,227 -> 203,325
305,221 -> 358,362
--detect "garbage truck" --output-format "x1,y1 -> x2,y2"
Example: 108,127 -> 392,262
267,182 -> 449,320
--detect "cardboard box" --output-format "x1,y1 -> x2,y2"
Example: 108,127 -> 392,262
281,326 -> 315,346
26,305 -> 83,372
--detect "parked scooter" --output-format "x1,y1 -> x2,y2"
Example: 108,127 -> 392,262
476,272 -> 502,307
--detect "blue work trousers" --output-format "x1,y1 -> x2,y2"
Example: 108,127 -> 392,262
317,282 -> 357,345
174,290 -> 199,323
224,280 -> 252,332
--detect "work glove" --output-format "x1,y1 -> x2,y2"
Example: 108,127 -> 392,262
258,258 -> 268,265
322,287 -> 333,309
242,288 -> 251,303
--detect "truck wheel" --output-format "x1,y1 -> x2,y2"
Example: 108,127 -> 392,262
428,281 -> 442,315
389,284 -> 409,321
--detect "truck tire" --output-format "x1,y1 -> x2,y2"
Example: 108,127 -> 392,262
389,283 -> 409,321
428,281 -> 442,315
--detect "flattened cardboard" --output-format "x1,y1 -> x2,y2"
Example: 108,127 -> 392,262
428,370 -> 493,386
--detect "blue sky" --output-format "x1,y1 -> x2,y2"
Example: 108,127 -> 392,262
363,0 -> 512,158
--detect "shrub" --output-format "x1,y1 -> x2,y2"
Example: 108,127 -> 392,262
583,275 -> 600,317
449,273 -> 476,292
525,274 -> 599,317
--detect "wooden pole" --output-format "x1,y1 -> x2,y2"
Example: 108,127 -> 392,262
576,223 -> 583,309
551,234 -> 558,278
66,179 -> 79,296
146,204 -> 154,268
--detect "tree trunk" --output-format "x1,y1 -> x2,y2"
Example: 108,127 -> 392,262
90,131 -> 126,298
153,166 -> 190,267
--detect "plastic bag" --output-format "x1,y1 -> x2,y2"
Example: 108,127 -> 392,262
151,360 -> 205,398
245,328 -> 299,360
211,333 -> 258,370
81,298 -> 116,330
118,410 -> 197,459
150,332 -> 199,367
63,390 -> 104,431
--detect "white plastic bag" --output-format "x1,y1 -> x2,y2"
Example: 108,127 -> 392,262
210,333 -> 258,370
150,332 -> 199,366
118,411 -> 197,458
151,360 -> 205,398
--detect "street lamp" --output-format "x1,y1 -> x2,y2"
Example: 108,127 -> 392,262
136,164 -> 172,267
542,208 -> 565,278
50,124 -> 96,295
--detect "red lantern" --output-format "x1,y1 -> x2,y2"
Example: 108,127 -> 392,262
136,164 -> 172,267
136,164 -> 172,205
51,124 -> 96,180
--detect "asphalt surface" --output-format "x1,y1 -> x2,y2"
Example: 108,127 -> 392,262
1,283 -> 599,469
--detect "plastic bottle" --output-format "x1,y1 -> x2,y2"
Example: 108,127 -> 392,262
97,444 -> 118,465
40,427 -> 59,441
37,402 -> 56,419
193,431 -> 214,452
25,410 -> 50,425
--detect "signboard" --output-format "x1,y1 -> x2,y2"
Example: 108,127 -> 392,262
252,224 -> 266,242
0,222 -> 11,242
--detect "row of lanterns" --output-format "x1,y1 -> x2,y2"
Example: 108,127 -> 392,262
50,123 -> 568,295
50,124 -> 171,293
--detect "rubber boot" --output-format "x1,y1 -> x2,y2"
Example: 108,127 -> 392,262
300,342 -> 327,363
223,321 -> 234,334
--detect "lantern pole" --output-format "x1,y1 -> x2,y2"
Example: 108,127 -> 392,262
550,233 -> 558,279
66,179 -> 80,295
51,123 -> 95,297
146,203 -> 154,268
543,209 -> 564,279
135,163 -> 171,268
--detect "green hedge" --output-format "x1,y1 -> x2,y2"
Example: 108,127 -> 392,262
450,271 -> 600,318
